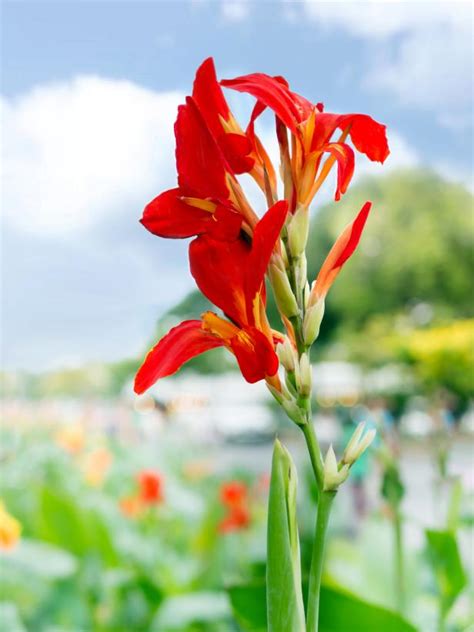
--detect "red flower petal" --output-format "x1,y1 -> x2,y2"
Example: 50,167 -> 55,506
323,143 -> 355,201
245,200 -> 288,322
175,97 -> 230,200
312,113 -> 389,163
230,326 -> 279,383
193,58 -> 254,175
141,188 -> 212,239
313,201 -> 372,300
221,73 -> 309,133
134,320 -> 224,394
189,236 -> 249,325
192,57 -> 230,136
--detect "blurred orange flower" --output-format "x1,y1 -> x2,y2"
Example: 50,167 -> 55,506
0,501 -> 21,550
55,424 -> 84,454
83,448 -> 113,487
119,495 -> 142,518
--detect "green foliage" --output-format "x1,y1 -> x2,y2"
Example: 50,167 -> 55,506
425,529 -> 467,620
266,440 -> 305,631
307,169 -> 474,334
228,581 -> 418,632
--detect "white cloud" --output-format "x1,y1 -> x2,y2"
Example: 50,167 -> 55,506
220,0 -> 251,22
298,1 -> 473,118
2,77 -> 184,235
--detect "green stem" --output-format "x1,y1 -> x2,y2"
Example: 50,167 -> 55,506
302,421 -> 324,491
394,508 -> 404,613
306,491 -> 335,632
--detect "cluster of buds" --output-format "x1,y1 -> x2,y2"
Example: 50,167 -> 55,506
323,422 -> 377,492
268,339 -> 313,425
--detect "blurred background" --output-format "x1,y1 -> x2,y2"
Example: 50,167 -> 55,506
1,1 -> 473,631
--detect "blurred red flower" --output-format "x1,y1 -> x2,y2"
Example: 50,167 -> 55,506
218,481 -> 251,533
220,481 -> 248,506
137,470 -> 164,504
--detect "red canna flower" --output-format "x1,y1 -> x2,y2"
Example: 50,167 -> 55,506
134,200 -> 288,394
221,71 -> 389,208
137,469 -> 164,504
218,481 -> 251,533
218,505 -> 251,534
220,481 -> 248,507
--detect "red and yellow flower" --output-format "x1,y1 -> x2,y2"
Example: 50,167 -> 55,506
134,58 -> 389,395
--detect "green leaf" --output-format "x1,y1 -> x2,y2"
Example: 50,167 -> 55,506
0,602 -> 27,632
425,528 -> 467,617
227,582 -> 418,632
228,583 -> 267,632
266,440 -> 305,632
319,584 -> 418,632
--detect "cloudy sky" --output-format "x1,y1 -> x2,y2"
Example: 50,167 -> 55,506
2,0 -> 473,371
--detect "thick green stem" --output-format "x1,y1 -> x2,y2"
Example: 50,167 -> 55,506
306,491 -> 335,632
302,421 -> 324,491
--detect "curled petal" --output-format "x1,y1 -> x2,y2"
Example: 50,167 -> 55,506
323,143 -> 355,201
312,201 -> 372,301
134,320 -> 224,394
221,73 -> 311,133
312,113 -> 389,163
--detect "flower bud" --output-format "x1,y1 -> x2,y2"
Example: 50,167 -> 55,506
303,299 -> 325,345
276,337 -> 297,373
323,445 -> 350,492
288,205 -> 309,258
295,254 -> 307,292
269,264 -> 299,318
282,399 -> 306,426
297,352 -> 312,396
266,383 -> 284,405
343,423 -> 377,466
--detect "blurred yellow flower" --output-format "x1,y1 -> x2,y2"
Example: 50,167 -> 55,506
0,501 -> 21,551
83,448 -> 113,486
55,424 -> 85,454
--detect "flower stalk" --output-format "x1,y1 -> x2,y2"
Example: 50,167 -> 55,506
134,57 -> 389,631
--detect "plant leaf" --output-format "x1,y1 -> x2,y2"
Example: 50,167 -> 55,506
425,528 -> 467,617
266,439 -> 306,632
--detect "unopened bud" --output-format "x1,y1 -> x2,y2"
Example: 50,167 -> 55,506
276,337 -> 296,373
304,282 -> 311,309
288,205 -> 310,258
282,398 -> 306,426
323,445 -> 350,491
266,383 -> 284,405
295,254 -> 307,292
343,423 -> 377,465
269,264 -> 299,318
303,299 -> 325,345
297,353 -> 312,396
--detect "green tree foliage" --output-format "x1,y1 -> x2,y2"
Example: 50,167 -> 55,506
307,168 -> 473,335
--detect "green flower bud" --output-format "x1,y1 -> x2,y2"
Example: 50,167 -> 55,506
288,205 -> 309,258
297,352 -> 312,396
303,299 -> 325,345
269,264 -> 299,318
343,423 -> 377,466
276,337 -> 297,372
323,445 -> 350,491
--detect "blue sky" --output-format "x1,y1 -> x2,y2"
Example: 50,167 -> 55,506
2,0 -> 473,370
